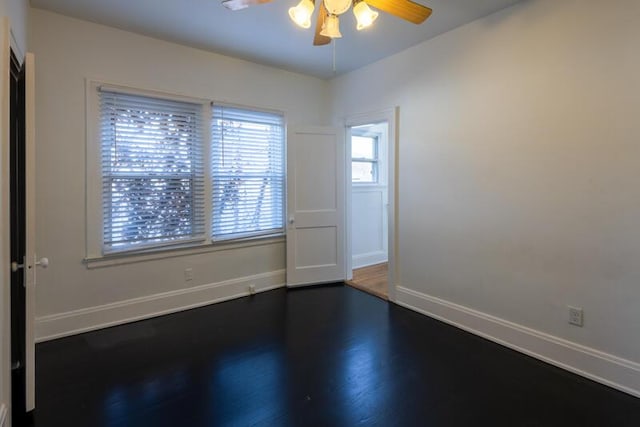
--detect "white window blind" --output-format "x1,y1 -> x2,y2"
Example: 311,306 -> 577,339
211,105 -> 285,241
100,89 -> 205,253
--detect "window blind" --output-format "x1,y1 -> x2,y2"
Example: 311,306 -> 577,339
211,105 -> 285,241
100,89 -> 205,253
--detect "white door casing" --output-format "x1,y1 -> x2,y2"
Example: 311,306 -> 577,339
286,126 -> 345,287
0,16 -> 11,423
0,21 -> 39,418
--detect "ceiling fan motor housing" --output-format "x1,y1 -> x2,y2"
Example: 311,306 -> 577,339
323,0 -> 353,15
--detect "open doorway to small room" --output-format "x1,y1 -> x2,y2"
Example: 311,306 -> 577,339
346,120 -> 390,299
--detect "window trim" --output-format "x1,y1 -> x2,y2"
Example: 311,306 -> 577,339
85,80 -> 287,261
83,235 -> 285,269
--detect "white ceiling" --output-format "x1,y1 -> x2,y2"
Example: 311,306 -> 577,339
30,0 -> 522,79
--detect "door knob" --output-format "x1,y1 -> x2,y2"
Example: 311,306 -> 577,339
11,261 -> 24,272
288,217 -> 295,224
10,257 -> 48,272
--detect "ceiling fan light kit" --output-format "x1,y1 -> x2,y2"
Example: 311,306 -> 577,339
222,0 -> 432,46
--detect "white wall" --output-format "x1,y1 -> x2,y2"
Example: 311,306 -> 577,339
331,0 -> 640,395
0,0 -> 27,56
30,9 -> 330,340
0,1 -> 28,423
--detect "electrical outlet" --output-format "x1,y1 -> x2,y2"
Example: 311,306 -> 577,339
248,284 -> 256,295
568,306 -> 583,327
184,268 -> 193,282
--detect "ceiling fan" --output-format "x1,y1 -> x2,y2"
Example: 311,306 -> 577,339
221,0 -> 433,45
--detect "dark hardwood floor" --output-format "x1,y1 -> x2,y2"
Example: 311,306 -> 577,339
32,285 -> 640,427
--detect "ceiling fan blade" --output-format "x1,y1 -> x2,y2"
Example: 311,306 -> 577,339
222,0 -> 273,11
314,1 -> 332,46
365,0 -> 432,24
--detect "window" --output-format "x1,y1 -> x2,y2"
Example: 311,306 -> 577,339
211,105 -> 285,241
92,84 -> 286,257
99,89 -> 205,253
351,134 -> 379,183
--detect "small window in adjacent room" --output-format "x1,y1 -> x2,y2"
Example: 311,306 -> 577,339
351,134 -> 379,183
211,104 -> 285,241
99,89 -> 205,254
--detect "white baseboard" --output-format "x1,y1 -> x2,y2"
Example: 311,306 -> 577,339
36,270 -> 286,342
353,251 -> 387,269
395,286 -> 640,398
0,403 -> 6,427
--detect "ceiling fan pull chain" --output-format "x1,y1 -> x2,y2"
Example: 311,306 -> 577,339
332,39 -> 337,73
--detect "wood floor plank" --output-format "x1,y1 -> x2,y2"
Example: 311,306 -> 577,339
347,262 -> 388,299
31,286 -> 640,427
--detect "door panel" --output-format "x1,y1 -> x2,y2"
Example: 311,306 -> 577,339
296,227 -> 338,267
287,127 -> 345,287
294,133 -> 337,211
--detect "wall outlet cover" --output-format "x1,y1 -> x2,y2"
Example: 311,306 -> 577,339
568,306 -> 584,327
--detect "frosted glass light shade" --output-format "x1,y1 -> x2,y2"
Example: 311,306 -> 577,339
353,1 -> 379,30
289,0 -> 315,29
320,14 -> 342,38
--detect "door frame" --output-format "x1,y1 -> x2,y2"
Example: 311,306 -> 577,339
344,107 -> 398,301
0,17 -> 10,425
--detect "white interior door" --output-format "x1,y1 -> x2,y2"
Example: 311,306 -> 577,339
24,52 -> 37,412
286,126 -> 345,287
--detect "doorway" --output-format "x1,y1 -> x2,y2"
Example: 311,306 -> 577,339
345,109 -> 397,301
9,48 -> 28,422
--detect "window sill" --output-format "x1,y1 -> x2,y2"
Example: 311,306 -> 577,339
83,234 -> 285,269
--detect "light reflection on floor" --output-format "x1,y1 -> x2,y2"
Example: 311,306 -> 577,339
103,369 -> 189,426
210,346 -> 284,426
